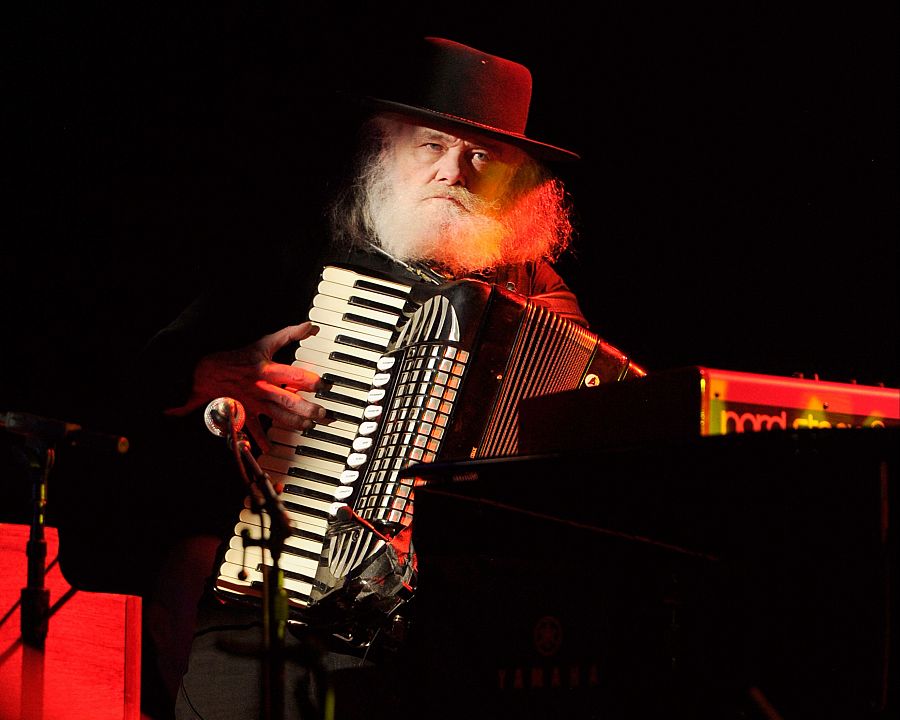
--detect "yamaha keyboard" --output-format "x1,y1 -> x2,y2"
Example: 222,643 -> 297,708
400,367 -> 899,719
401,427 -> 899,719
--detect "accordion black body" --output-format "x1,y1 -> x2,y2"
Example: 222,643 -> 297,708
213,264 -> 643,643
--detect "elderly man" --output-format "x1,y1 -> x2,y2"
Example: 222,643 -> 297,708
131,36 -> 626,719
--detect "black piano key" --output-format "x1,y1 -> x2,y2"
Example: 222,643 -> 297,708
316,388 -> 368,408
280,543 -> 322,563
334,334 -> 387,354
283,483 -> 335,504
295,445 -> 348,464
281,497 -> 330,519
323,408 -> 362,425
291,525 -> 326,543
287,465 -> 341,485
321,372 -> 372,392
341,312 -> 397,333
260,582 -> 312,604
302,427 -> 353,448
246,565 -> 315,587
348,295 -> 406,316
328,351 -> 378,371
353,279 -> 410,300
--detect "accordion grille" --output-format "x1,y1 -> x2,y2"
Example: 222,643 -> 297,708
479,303 -> 599,457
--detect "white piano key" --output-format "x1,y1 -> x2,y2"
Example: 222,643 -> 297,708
309,416 -> 362,436
226,545 -> 320,581
268,427 -> 354,456
281,473 -> 343,502
266,468 -> 343,506
301,334 -> 384,366
257,453 -> 341,481
222,550 -> 319,594
262,445 -> 345,475
293,391 -> 366,422
269,424 -> 356,446
294,348 -> 378,382
317,383 -> 373,406
308,306 -> 394,341
218,558 -> 315,600
229,523 -> 322,558
300,323 -> 391,354
315,293 -> 401,322
321,266 -> 412,296
236,508 -> 328,545
316,279 -> 410,310
281,491 -> 340,518
217,561 -> 254,584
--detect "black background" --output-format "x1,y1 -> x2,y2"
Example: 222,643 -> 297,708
4,2 -> 897,433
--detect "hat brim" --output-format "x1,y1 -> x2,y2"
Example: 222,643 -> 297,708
359,96 -> 581,163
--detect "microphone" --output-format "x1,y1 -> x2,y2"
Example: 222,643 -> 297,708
203,397 -> 292,547
203,397 -> 247,437
0,411 -> 129,454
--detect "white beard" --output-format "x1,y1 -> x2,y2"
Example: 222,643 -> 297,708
368,166 -> 510,275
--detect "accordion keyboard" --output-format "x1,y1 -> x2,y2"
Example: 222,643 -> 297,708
215,266 -> 415,609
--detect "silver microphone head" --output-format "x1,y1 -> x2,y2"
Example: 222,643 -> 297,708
204,397 -> 247,436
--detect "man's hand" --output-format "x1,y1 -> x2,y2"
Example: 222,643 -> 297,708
170,322 -> 326,452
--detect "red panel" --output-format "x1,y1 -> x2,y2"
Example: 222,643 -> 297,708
0,523 -> 142,720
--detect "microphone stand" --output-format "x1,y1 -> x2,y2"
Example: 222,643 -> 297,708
20,435 -> 52,649
225,421 -> 291,720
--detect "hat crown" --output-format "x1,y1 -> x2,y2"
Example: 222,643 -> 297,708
407,37 -> 532,135
360,36 -> 579,161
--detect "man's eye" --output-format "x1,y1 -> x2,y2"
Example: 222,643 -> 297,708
471,151 -> 490,163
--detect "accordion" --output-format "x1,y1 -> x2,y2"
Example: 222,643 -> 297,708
213,263 -> 644,643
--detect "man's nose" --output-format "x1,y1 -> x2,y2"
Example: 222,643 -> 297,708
435,151 -> 466,186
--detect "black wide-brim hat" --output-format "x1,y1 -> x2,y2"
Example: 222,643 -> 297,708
357,37 -> 580,162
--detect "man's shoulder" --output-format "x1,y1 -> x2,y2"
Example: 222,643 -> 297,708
487,260 -> 571,296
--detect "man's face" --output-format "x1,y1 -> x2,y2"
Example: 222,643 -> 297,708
386,119 -> 524,203
364,114 -> 566,275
